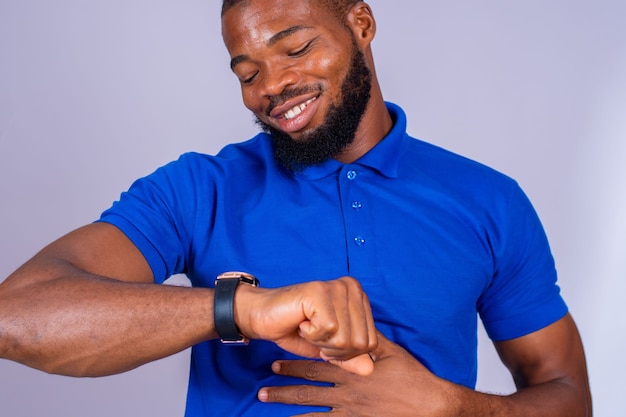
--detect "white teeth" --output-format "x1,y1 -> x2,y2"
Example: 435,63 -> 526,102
283,98 -> 316,120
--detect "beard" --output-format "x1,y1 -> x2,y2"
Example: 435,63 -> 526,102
255,43 -> 372,173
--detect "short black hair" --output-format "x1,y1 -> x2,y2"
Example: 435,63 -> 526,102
221,0 -> 360,21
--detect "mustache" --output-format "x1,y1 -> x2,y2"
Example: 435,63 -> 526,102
266,83 -> 324,116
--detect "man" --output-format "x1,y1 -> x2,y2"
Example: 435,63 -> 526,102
0,0 -> 591,416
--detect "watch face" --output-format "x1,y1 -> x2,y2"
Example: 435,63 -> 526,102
220,337 -> 249,345
216,271 -> 259,287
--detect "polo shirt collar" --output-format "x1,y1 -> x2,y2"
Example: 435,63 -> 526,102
295,102 -> 406,180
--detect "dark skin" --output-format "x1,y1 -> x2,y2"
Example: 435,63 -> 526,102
0,2 -> 381,379
0,0 -> 377,381
0,0 -> 591,416
222,0 -> 592,415
221,0 -> 392,164
0,225 -> 377,377
258,320 -> 591,416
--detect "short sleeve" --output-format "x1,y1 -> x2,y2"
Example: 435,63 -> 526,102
97,154 -> 204,283
478,183 -> 568,341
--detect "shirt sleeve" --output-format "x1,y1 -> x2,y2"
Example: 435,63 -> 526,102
478,183 -> 568,341
96,153 -> 203,283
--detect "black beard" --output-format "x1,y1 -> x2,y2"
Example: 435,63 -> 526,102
255,44 -> 372,173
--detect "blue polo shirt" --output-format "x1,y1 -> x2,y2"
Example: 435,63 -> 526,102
99,102 -> 567,416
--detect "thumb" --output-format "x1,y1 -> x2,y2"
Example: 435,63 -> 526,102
323,352 -> 375,376
321,330 -> 395,375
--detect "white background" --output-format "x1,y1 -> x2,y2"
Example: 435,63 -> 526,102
1,1 -> 624,415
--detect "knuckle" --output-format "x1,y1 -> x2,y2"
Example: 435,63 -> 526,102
311,280 -> 328,293
352,334 -> 369,350
340,275 -> 361,290
296,385 -> 312,403
329,332 -> 349,348
304,361 -> 322,379
322,319 -> 339,334
310,280 -> 334,300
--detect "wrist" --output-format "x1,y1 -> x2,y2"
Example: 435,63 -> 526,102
232,282 -> 265,340
448,384 -> 509,417
213,272 -> 260,344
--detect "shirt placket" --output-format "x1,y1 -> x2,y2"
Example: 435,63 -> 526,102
338,165 -> 377,278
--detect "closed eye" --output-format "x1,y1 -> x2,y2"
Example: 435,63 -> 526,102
288,36 -> 320,57
241,72 -> 259,84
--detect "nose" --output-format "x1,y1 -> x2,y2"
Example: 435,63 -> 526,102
257,65 -> 299,98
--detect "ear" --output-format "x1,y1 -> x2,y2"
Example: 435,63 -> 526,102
346,2 -> 376,47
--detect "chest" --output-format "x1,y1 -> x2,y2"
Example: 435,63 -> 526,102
192,167 -> 494,324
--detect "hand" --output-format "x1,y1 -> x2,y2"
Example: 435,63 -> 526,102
235,276 -> 378,376
257,331 -> 458,416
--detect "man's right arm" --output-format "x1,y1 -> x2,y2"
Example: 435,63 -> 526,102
0,222 -> 220,376
0,222 -> 376,377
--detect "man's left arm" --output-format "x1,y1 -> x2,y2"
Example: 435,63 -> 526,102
487,312 -> 592,416
258,313 -> 591,416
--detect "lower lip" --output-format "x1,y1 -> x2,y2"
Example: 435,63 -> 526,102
274,98 -> 320,134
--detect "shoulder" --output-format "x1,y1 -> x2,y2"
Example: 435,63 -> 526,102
151,133 -> 274,182
387,103 -> 515,190
400,136 -> 520,204
409,137 -> 512,180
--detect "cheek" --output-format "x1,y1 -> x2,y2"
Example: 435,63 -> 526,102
321,53 -> 343,72
241,88 -> 263,114
306,48 -> 349,90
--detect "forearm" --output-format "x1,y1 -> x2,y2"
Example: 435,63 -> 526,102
1,260 -> 378,379
453,379 -> 591,417
0,262 -> 216,377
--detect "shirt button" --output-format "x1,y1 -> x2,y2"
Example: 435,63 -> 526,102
347,170 -> 358,180
351,201 -> 363,210
354,236 -> 366,246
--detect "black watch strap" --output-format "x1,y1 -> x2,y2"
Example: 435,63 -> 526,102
213,272 -> 259,345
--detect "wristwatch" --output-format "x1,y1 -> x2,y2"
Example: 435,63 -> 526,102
213,271 -> 260,345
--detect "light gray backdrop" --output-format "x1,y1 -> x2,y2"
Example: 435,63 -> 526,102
1,1 -> 624,416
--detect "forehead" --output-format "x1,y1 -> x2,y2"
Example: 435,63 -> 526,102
222,0 -> 342,52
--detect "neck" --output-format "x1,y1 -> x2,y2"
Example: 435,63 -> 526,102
335,88 -> 392,164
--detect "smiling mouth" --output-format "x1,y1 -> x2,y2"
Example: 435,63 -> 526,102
282,97 -> 317,120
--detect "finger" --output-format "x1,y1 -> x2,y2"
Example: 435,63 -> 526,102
298,316 -> 339,344
338,276 -> 364,343
327,288 -> 377,360
298,282 -> 340,342
257,384 -> 336,407
304,277 -> 367,345
342,277 -> 376,353
363,293 -> 378,351
273,354 -> 373,381
317,282 -> 375,361
271,359 -> 349,382
274,334 -> 323,360
290,413 -> 335,417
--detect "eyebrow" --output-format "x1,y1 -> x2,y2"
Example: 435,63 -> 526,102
230,24 -> 314,70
